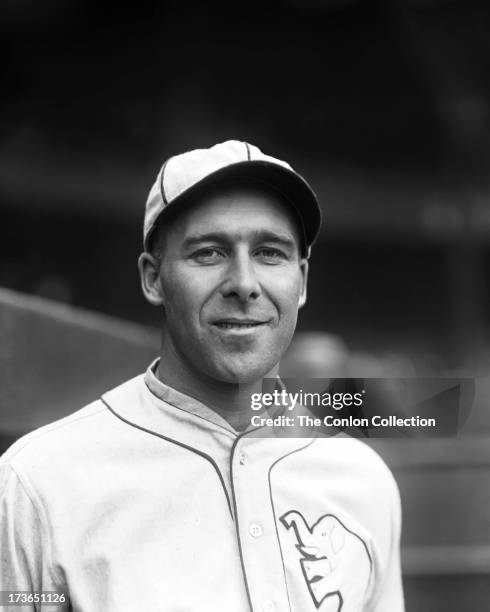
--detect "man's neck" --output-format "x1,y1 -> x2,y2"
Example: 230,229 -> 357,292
155,343 -> 277,432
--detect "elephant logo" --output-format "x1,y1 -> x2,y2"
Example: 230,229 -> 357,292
280,511 -> 372,610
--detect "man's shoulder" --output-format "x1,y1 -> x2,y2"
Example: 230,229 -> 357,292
0,374 -> 146,471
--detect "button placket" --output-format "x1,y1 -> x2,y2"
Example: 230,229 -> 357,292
231,440 -> 293,612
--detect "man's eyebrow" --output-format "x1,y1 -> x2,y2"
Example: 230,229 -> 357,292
182,230 -> 298,250
254,230 -> 298,248
182,232 -> 230,249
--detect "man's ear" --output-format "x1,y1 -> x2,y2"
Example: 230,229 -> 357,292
138,252 -> 165,306
298,258 -> 309,309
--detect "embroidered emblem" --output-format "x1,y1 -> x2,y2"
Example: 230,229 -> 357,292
280,511 -> 371,610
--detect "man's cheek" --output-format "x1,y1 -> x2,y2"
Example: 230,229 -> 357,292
270,274 -> 303,302
277,292 -> 302,321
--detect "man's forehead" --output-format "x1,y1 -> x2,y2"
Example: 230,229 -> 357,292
176,180 -> 303,240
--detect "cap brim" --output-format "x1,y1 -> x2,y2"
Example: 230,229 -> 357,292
146,160 -> 322,257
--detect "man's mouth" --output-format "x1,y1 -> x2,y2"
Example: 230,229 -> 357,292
211,318 -> 269,330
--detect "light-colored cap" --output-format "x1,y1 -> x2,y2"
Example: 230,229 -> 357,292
143,140 -> 321,257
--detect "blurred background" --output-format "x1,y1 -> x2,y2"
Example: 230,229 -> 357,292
1,0 -> 489,609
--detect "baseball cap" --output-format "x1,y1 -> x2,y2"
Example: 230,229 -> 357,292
143,140 -> 321,257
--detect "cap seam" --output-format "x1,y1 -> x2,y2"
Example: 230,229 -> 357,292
159,159 -> 170,206
245,142 -> 251,161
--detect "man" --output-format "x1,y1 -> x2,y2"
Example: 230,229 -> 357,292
0,141 -> 404,611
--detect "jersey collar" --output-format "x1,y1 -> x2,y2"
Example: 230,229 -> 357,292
144,358 -> 238,434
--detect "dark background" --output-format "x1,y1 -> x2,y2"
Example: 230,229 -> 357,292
1,1 -> 490,610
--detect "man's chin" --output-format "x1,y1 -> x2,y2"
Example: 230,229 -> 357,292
210,359 -> 277,385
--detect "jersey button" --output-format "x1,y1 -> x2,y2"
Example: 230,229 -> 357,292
249,523 -> 262,538
239,452 -> 247,465
262,600 -> 274,612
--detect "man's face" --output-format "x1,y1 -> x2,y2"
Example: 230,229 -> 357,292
143,183 -> 308,384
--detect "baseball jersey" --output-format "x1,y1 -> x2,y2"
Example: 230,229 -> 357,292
0,361 -> 404,612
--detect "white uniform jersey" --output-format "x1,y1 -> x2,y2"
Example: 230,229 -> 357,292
0,362 -> 404,612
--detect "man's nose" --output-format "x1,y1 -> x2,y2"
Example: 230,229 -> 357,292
220,253 -> 261,303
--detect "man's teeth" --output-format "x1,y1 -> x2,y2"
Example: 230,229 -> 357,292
215,322 -> 260,329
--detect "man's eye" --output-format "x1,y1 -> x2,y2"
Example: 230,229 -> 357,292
256,247 -> 287,262
191,248 -> 226,263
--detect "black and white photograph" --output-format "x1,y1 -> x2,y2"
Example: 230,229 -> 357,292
1,1 -> 489,611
